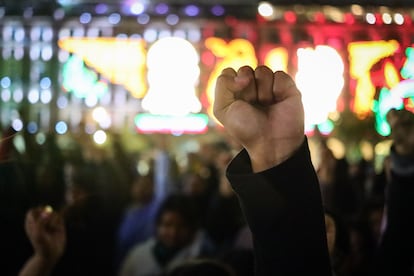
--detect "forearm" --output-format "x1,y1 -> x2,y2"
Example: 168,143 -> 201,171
227,138 -> 332,275
19,254 -> 57,276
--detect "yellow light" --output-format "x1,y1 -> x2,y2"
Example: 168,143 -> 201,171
205,37 -> 258,123
58,37 -> 147,98
264,47 -> 288,72
348,40 -> 399,117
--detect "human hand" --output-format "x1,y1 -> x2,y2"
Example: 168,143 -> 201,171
213,65 -> 304,172
24,206 -> 66,264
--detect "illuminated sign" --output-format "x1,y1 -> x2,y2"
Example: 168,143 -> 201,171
58,36 -> 414,136
134,113 -> 209,134
204,37 -> 258,121
62,55 -> 109,99
142,37 -> 202,116
295,45 -> 344,133
58,37 -> 147,98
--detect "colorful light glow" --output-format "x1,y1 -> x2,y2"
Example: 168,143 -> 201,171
348,40 -> 399,117
295,45 -> 344,134
61,55 -> 108,99
264,47 -> 288,72
142,37 -> 201,116
371,47 -> 414,136
204,37 -> 258,122
58,37 -> 147,98
134,113 -> 209,134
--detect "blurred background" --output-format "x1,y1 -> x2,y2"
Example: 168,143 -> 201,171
1,0 -> 414,166
2,1 -> 414,275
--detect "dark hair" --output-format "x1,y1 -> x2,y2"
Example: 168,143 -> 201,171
155,194 -> 200,230
167,259 -> 235,276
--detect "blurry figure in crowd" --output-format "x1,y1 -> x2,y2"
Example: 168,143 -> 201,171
115,172 -> 161,270
324,209 -> 351,276
52,162 -> 120,276
203,147 -> 246,253
370,108 -> 414,276
317,142 -> 358,222
167,258 -> 235,276
1,126 -> 32,275
119,194 -> 214,276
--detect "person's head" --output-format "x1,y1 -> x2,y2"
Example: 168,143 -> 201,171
155,194 -> 200,249
130,174 -> 154,204
65,163 -> 98,205
167,259 -> 235,276
387,108 -> 414,151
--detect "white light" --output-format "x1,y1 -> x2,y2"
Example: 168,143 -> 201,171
258,2 -> 274,18
41,45 -> 53,61
85,94 -> 98,107
93,130 -> 107,145
1,89 -> 11,101
57,95 -> 68,109
40,77 -> 51,89
166,14 -> 179,25
28,88 -> 39,104
108,13 -> 121,25
30,26 -> 41,41
92,106 -> 109,123
382,13 -> 392,24
142,37 -> 201,116
137,14 -> 150,24
30,45 -> 41,60
42,27 -> 53,41
394,13 -> 404,25
143,29 -> 157,42
14,28 -> 25,42
14,47 -> 24,60
1,77 -> 11,88
80,12 -> 92,24
295,45 -> 344,130
55,121 -> 68,134
12,118 -> 23,131
366,13 -> 376,24
40,89 -> 52,104
131,2 -> 145,15
13,88 -> 24,103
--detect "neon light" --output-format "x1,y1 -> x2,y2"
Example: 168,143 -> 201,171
348,40 -> 399,117
62,55 -> 108,99
134,113 -> 209,134
318,119 -> 335,135
204,38 -> 258,122
142,37 -> 201,116
295,45 -> 344,134
264,47 -> 288,72
58,37 -> 147,98
401,47 -> 414,79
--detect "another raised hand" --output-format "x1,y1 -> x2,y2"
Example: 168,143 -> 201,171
19,206 -> 66,276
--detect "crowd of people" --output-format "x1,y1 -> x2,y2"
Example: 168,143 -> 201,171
1,65 -> 414,276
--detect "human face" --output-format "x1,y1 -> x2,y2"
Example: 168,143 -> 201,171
157,211 -> 194,249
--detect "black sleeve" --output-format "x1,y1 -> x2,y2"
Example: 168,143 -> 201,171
226,138 -> 332,276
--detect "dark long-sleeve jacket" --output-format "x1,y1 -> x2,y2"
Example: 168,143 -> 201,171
226,139 -> 332,276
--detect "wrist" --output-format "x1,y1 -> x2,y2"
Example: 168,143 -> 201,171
247,136 -> 305,172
